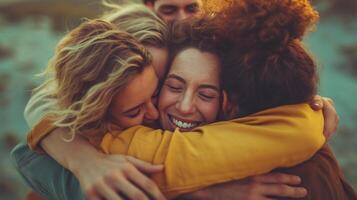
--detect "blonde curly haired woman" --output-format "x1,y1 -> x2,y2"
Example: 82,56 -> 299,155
13,4 -> 170,200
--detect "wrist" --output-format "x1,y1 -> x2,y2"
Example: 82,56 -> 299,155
69,147 -> 105,176
40,127 -> 105,176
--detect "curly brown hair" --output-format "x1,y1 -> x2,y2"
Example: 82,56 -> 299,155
212,0 -> 320,116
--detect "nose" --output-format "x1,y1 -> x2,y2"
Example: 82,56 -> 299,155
176,92 -> 196,114
177,10 -> 189,21
144,100 -> 159,120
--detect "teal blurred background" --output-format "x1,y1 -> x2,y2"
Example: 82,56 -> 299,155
0,0 -> 356,199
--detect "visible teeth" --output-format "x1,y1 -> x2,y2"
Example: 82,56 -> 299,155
171,116 -> 197,129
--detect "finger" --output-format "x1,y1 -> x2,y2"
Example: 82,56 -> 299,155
262,184 -> 307,198
324,97 -> 335,107
322,97 -> 339,139
111,176 -> 150,200
310,95 -> 323,110
252,173 -> 301,185
87,195 -> 102,200
126,156 -> 164,174
86,189 -> 102,200
125,166 -> 166,200
95,180 -> 123,200
248,196 -> 273,200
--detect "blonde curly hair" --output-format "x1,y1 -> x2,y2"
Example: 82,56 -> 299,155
35,4 -> 170,140
44,19 -> 151,140
101,3 -> 169,47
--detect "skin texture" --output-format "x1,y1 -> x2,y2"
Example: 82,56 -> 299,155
183,172 -> 307,200
109,65 -> 159,128
147,46 -> 169,80
41,128 -> 166,200
159,48 -> 221,131
146,0 -> 203,23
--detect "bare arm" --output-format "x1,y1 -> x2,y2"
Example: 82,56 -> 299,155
24,86 -> 166,200
40,128 -> 166,200
179,173 -> 307,200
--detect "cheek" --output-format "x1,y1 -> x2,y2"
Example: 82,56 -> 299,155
153,60 -> 168,80
185,12 -> 197,17
158,14 -> 176,22
199,100 -> 220,122
158,88 -> 179,111
115,114 -> 145,129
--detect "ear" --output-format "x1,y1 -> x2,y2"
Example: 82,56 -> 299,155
221,91 -> 239,118
221,90 -> 230,114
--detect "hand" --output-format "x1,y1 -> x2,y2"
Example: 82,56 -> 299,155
309,95 -> 339,140
40,128 -> 167,200
182,172 -> 307,200
75,154 -> 166,200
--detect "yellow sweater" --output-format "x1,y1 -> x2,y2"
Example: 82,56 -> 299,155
100,104 -> 324,198
27,104 -> 325,199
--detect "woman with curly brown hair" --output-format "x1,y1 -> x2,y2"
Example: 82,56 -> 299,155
97,0 -> 356,199
189,0 -> 357,199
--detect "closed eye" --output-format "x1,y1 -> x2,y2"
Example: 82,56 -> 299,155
125,107 -> 141,118
166,84 -> 182,92
160,6 -> 177,15
199,93 -> 216,101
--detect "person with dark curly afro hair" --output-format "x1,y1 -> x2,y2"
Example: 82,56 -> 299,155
186,0 -> 357,199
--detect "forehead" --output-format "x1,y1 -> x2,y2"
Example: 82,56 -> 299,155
169,48 -> 220,84
154,0 -> 203,7
147,46 -> 169,81
115,66 -> 158,111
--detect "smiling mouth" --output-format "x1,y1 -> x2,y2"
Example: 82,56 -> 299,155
168,115 -> 200,130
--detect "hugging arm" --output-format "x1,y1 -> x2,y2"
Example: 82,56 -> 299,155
18,88 -> 166,200
40,128 -> 166,200
21,89 -> 335,199
101,104 -> 325,198
177,172 -> 308,200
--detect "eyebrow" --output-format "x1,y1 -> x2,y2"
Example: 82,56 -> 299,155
185,3 -> 199,7
159,5 -> 178,9
166,74 -> 186,83
167,74 -> 220,92
198,84 -> 220,92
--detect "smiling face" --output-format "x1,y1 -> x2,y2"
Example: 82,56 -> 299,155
149,0 -> 203,23
158,48 -> 221,131
109,65 -> 159,129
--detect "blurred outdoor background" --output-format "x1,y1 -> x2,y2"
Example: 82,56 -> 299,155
0,0 -> 356,199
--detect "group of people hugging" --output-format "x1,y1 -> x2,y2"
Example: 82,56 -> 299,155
11,0 -> 357,199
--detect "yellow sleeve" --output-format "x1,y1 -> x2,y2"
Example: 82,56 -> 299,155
27,115 -> 57,152
100,104 -> 325,199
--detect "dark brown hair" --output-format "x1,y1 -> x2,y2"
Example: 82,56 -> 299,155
213,0 -> 320,116
169,17 -> 221,60
143,0 -> 155,4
